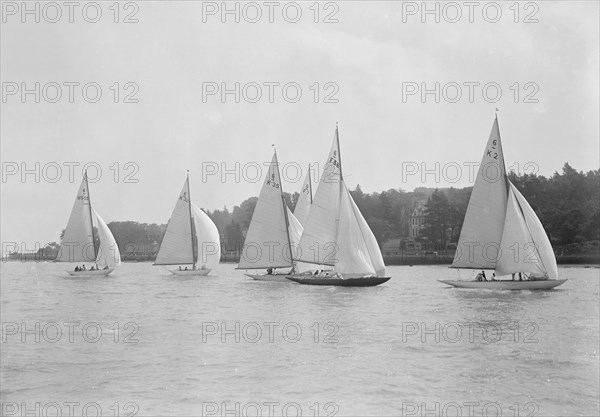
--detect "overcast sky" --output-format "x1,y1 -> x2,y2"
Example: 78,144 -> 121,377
1,1 -> 599,248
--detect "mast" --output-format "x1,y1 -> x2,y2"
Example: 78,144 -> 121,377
187,170 -> 197,267
495,113 -> 511,195
336,122 -> 343,181
273,145 -> 295,265
85,170 -> 97,261
335,123 -> 343,252
308,164 -> 313,204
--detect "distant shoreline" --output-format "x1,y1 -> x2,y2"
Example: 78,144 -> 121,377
5,256 -> 598,266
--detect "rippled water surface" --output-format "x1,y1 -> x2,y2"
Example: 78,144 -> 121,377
1,263 -> 598,416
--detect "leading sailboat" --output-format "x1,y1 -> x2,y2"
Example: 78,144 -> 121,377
286,126 -> 390,287
154,173 -> 221,276
440,116 -> 567,290
237,148 -> 303,282
56,171 -> 121,276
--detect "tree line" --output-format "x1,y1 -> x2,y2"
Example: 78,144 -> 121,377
15,163 -> 598,261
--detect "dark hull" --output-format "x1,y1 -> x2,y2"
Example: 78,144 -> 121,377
285,276 -> 391,287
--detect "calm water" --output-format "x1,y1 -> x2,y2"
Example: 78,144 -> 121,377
1,263 -> 598,417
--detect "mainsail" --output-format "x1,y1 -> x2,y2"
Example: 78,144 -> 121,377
293,167 -> 313,227
452,116 -> 508,269
155,175 -> 221,268
154,177 -> 195,266
56,174 -> 96,262
238,151 -> 297,269
296,127 -> 386,278
296,134 -> 342,266
56,172 -> 121,267
451,116 -> 558,279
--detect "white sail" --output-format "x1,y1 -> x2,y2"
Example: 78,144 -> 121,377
335,182 -> 378,278
497,182 -> 558,279
93,209 -> 122,268
344,181 -> 386,277
287,207 -> 303,248
296,131 -> 342,266
295,127 -> 387,279
293,168 -> 312,226
56,175 -> 96,262
452,116 -> 508,269
495,184 -> 545,277
154,178 -> 195,265
238,152 -> 293,269
287,206 -> 314,273
191,203 -> 221,270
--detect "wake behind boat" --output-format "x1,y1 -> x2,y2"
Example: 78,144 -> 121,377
443,115 -> 566,290
285,125 -> 390,287
153,172 -> 221,276
56,171 -> 121,276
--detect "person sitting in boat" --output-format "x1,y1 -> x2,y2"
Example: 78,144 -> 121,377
178,266 -> 182,271
75,266 -> 80,272
82,265 -> 86,270
184,266 -> 188,271
475,271 -> 487,282
314,270 -> 319,275
90,266 -> 95,271
518,272 -> 523,281
491,272 -> 496,281
266,267 -> 273,275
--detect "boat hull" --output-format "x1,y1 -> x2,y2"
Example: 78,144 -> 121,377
438,279 -> 567,290
168,268 -> 211,276
67,269 -> 114,277
245,273 -> 294,283
286,275 -> 391,287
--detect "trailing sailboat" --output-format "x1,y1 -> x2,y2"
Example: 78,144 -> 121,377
293,166 -> 313,227
154,173 -> 221,276
238,148 -> 303,282
286,126 -> 390,287
440,116 -> 567,290
56,171 -> 121,276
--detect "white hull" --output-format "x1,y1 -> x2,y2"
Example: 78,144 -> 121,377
439,279 -> 567,290
245,273 -> 293,283
168,268 -> 211,276
67,268 -> 114,277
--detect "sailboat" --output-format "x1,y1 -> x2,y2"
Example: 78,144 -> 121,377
56,171 -> 121,276
293,166 -> 313,227
285,126 -> 391,287
440,116 -> 567,290
154,173 -> 221,276
237,148 -> 303,282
